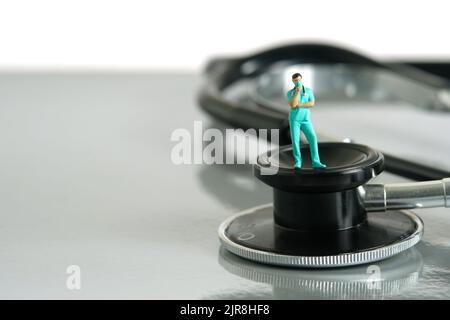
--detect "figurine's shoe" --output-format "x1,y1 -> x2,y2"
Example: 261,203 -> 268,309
294,162 -> 302,170
312,162 -> 327,169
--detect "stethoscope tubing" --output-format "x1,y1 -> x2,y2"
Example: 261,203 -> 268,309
197,44 -> 450,181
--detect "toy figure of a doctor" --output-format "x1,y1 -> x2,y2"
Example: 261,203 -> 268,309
286,72 -> 326,169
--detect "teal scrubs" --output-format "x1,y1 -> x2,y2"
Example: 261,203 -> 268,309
286,86 -> 324,168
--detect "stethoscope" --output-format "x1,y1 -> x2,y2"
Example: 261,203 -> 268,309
197,42 -> 450,180
197,42 -> 450,268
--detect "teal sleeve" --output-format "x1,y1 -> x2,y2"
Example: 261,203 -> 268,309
309,89 -> 315,102
286,90 -> 292,100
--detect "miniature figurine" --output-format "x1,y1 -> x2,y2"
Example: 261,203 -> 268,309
286,73 -> 326,169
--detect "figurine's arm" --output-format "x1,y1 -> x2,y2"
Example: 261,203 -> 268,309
294,89 -> 316,108
288,89 -> 300,108
292,101 -> 315,108
299,101 -> 315,108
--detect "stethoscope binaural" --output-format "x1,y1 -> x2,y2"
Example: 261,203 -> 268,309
197,42 -> 450,268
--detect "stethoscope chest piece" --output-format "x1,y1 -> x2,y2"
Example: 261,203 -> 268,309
219,142 -> 424,268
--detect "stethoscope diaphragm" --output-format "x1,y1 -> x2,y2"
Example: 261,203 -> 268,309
218,142 -> 449,268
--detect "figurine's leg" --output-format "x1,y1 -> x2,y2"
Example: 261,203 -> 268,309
302,121 -> 326,168
289,119 -> 302,168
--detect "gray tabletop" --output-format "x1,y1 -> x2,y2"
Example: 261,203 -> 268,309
0,72 -> 449,299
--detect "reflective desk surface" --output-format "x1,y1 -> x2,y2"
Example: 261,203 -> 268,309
0,72 -> 449,299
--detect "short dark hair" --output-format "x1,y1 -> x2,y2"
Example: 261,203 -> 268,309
292,73 -> 302,79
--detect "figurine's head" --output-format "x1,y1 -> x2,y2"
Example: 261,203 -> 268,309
292,73 -> 302,88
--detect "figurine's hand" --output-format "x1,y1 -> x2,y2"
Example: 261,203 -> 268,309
294,87 -> 300,95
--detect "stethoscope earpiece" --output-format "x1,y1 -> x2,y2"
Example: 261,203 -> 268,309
217,142 -> 450,268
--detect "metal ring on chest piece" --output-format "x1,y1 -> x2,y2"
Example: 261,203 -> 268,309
218,142 -> 424,268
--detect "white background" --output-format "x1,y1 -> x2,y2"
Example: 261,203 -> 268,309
0,0 -> 449,71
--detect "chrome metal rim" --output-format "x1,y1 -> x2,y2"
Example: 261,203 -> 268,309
218,203 -> 424,268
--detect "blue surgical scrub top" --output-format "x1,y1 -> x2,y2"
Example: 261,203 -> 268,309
286,86 -> 315,122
